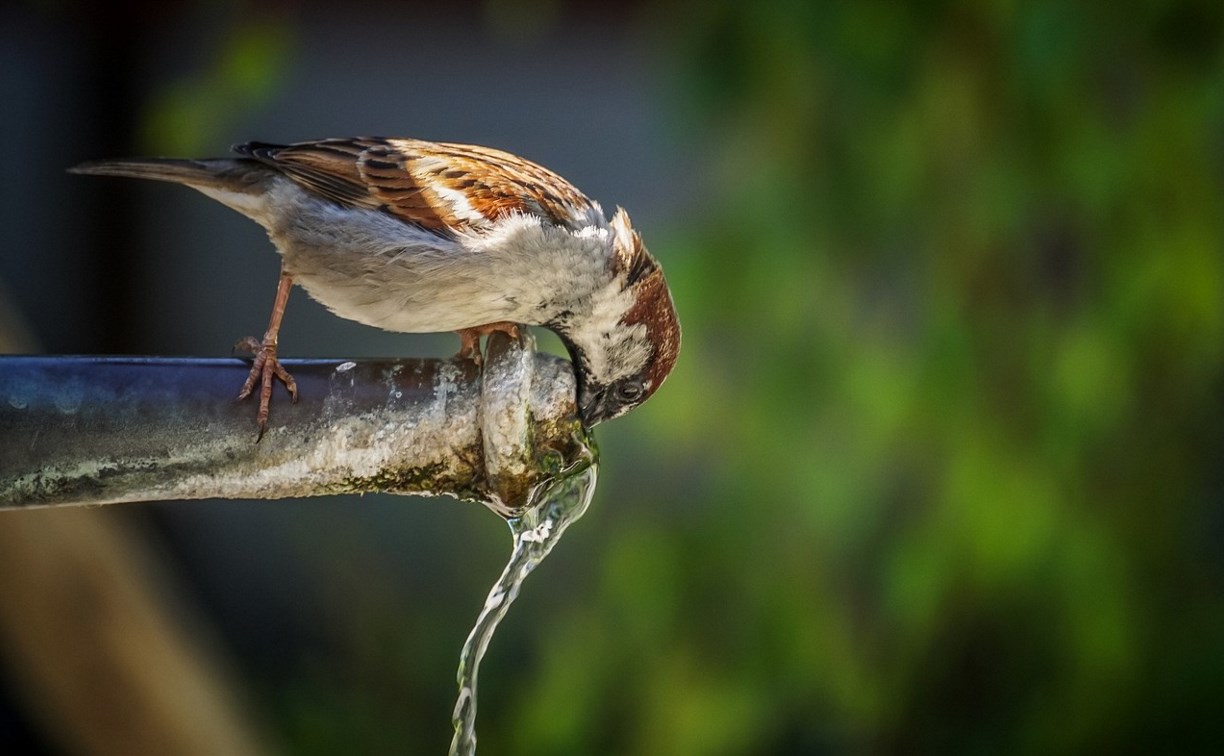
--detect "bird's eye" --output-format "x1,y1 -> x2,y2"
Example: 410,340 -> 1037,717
615,381 -> 644,403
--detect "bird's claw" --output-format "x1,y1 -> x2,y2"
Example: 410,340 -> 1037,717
455,322 -> 521,368
236,337 -> 298,441
456,330 -> 484,367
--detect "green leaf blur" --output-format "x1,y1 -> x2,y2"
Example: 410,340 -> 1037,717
40,1 -> 1220,752
504,1 -> 1224,753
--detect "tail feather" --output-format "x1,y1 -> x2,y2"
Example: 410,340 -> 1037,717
68,157 -> 267,193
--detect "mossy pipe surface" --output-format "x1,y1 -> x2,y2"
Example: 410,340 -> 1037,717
0,333 -> 590,516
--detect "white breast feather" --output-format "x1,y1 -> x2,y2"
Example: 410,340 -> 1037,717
230,180 -> 627,341
202,176 -> 648,381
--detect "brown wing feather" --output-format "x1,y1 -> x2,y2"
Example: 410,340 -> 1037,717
234,140 -> 376,208
232,137 -> 601,234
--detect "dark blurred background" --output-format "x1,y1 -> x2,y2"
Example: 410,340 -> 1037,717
3,0 -> 1224,753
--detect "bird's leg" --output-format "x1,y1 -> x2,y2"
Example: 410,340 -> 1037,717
454,321 -> 521,367
236,266 -> 299,440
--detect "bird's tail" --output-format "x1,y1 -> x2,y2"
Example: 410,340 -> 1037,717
68,157 -> 266,194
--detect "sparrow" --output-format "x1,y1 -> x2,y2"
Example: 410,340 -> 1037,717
70,137 -> 680,437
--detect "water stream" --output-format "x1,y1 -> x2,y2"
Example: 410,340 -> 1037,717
448,460 -> 599,756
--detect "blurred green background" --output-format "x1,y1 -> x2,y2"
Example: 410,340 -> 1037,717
2,0 -> 1224,754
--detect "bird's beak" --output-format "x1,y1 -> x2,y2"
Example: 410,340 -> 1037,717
578,386 -> 606,427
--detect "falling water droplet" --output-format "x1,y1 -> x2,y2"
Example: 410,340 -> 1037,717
448,453 -> 598,756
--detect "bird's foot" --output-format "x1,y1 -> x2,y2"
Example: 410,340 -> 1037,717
455,322 -> 521,367
235,336 -> 299,441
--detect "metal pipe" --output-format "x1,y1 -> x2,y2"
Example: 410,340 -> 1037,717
0,333 -> 592,516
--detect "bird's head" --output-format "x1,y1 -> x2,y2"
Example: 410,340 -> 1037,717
558,208 -> 680,426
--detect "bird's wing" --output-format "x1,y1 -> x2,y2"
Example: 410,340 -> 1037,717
233,137 -> 602,235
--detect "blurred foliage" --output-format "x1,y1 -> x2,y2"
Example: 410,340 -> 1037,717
487,1 -> 1224,754
31,0 -> 1224,753
142,15 -> 293,154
